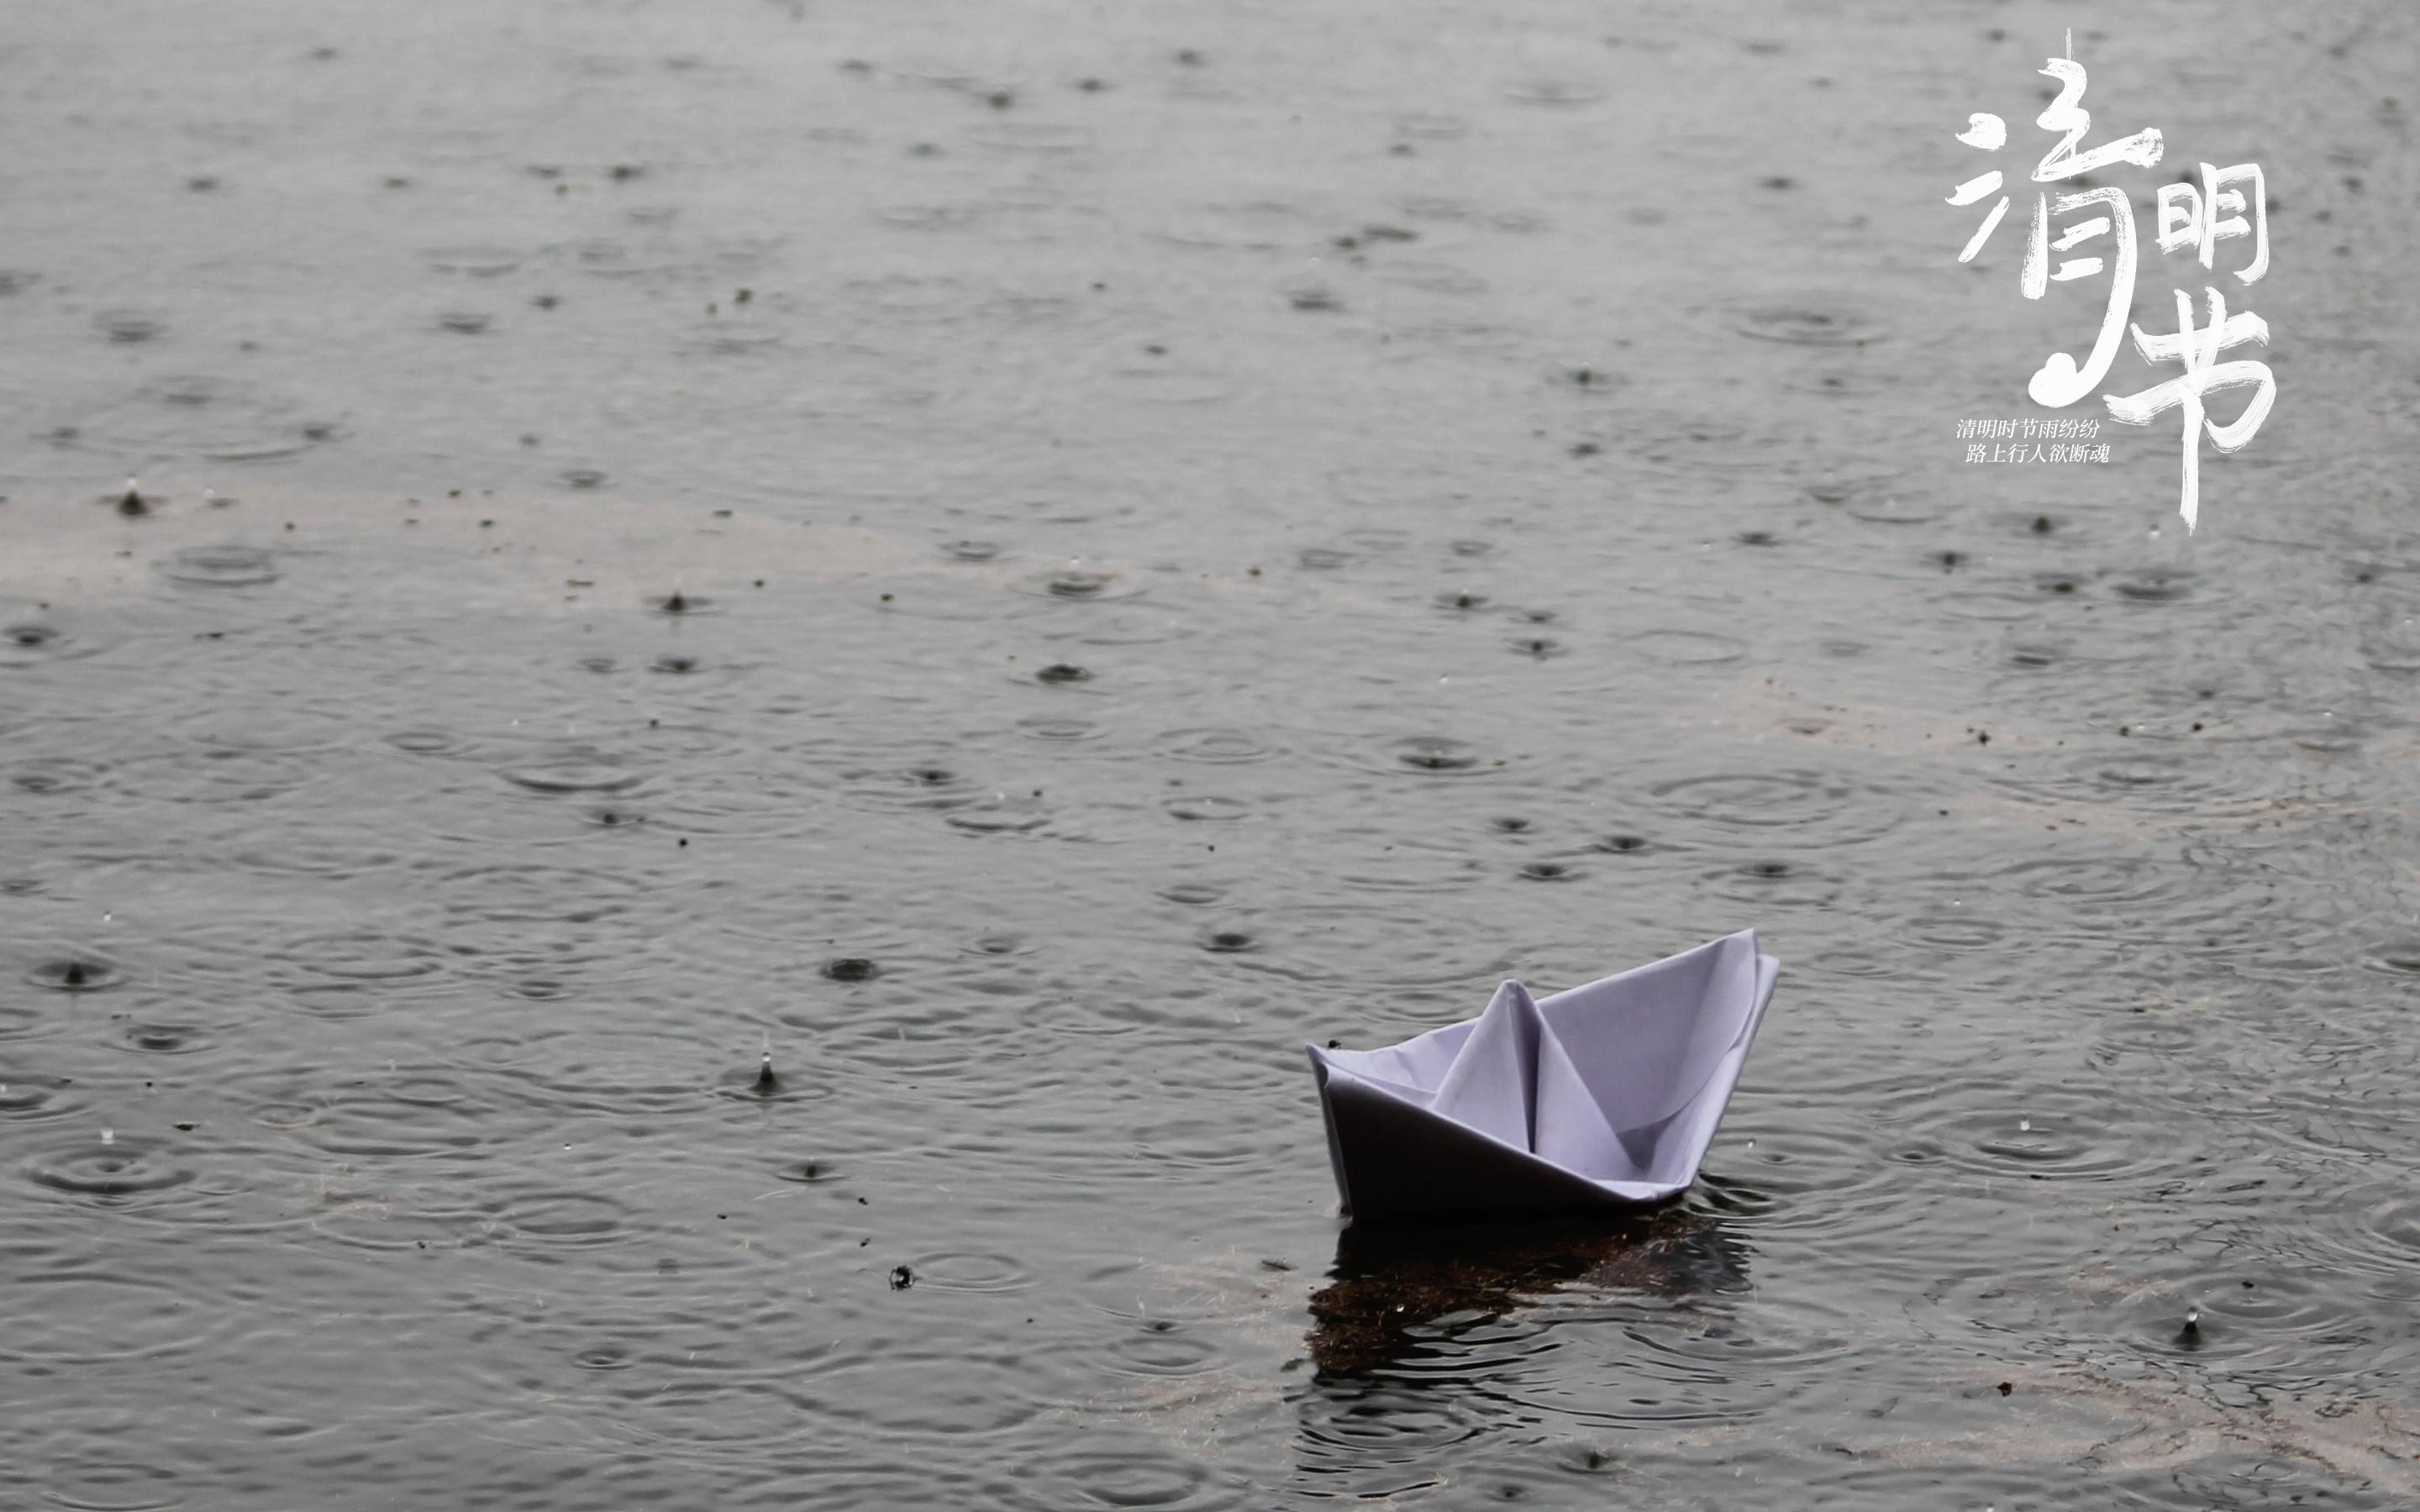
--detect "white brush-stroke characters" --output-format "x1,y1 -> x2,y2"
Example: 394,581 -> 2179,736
1949,45 -> 2276,531
2103,287 -> 2275,532
1950,56 -> 2163,408
2154,163 -> 2269,283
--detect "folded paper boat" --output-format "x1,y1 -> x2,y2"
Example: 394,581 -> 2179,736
1306,930 -> 1779,1221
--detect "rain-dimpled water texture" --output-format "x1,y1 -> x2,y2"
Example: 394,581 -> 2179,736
1,1 -> 2416,1507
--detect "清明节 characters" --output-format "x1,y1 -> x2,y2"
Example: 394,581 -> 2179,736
1948,45 -> 2275,530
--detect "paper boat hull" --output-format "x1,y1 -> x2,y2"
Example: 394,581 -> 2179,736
1307,931 -> 1779,1222
1310,1058 -> 1667,1221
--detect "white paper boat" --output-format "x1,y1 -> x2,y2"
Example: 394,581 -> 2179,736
1306,929 -> 1779,1221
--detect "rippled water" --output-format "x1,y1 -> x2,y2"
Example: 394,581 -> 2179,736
4,0 -> 2417,1505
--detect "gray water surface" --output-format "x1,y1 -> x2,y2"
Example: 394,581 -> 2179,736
4,1 -> 2418,1506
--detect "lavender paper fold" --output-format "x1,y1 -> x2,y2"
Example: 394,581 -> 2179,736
1306,929 -> 1780,1221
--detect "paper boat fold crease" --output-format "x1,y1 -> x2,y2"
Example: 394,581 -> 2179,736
1306,929 -> 1780,1221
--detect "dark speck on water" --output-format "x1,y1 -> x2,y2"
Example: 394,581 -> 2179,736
34,958 -> 117,992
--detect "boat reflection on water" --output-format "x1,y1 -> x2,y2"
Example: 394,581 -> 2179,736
1303,1195 -> 1754,1378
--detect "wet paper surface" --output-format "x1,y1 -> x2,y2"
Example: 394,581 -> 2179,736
3,0 -> 2419,1507
1308,931 -> 1779,1216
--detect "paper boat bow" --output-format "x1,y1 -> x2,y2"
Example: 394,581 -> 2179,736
1306,929 -> 1779,1221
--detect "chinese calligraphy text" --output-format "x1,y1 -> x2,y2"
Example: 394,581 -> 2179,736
1949,42 -> 2275,530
